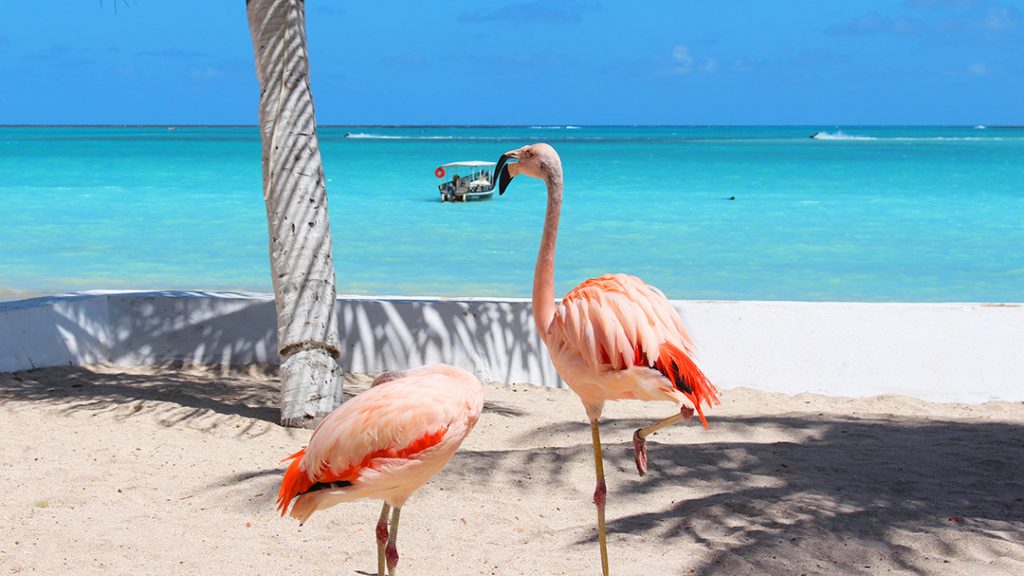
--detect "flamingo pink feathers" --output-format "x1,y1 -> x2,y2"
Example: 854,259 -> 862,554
276,364 -> 484,576
495,143 -> 719,576
549,273 -> 718,425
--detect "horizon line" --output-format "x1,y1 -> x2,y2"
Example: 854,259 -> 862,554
2,123 -> 1022,129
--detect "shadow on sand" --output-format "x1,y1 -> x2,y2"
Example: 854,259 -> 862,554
450,413 -> 1024,575
0,364 -> 287,435
0,364 -> 523,432
3,366 -> 1021,575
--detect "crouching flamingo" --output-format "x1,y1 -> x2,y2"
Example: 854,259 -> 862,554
494,143 -> 719,576
276,364 -> 484,576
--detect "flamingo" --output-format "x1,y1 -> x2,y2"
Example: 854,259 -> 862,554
276,364 -> 484,576
494,143 -> 719,575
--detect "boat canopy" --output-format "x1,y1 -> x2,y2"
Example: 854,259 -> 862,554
438,160 -> 496,168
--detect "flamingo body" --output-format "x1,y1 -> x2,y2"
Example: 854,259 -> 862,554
277,364 -> 484,524
494,143 -> 719,576
546,273 -> 718,422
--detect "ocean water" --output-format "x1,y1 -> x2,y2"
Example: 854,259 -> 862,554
1,125 -> 1022,302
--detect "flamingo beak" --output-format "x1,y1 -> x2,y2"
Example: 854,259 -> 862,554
494,152 -> 518,195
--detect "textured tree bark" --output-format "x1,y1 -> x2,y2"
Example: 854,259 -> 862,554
246,0 -> 342,428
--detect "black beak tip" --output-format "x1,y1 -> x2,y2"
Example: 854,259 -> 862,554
494,153 -> 515,195
498,164 -> 513,195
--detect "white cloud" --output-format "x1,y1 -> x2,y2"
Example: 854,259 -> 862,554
669,45 -> 718,76
983,5 -> 1018,30
671,45 -> 693,74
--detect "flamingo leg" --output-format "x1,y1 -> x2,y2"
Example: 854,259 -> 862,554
385,506 -> 402,576
632,405 -> 694,476
589,418 -> 610,576
376,502 -> 391,576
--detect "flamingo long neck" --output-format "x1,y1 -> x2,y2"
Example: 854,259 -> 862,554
533,171 -> 562,340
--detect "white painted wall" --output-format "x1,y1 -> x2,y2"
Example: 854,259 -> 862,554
1,292 -> 1021,403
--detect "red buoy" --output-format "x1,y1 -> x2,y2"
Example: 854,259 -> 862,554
435,167 -> 445,178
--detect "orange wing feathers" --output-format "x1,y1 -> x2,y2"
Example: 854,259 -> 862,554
276,428 -> 449,516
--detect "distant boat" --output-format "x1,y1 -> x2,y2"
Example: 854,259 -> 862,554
809,131 -> 824,139
975,125 -> 987,130
435,161 -> 497,202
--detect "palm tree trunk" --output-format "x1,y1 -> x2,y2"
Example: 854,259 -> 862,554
246,0 -> 342,428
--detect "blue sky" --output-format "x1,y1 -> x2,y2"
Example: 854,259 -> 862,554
1,0 -> 1021,125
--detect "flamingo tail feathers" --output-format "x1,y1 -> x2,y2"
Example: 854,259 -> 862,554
654,342 -> 719,428
276,428 -> 451,518
277,449 -> 314,516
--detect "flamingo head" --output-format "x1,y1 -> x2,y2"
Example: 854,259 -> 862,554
493,143 -> 561,195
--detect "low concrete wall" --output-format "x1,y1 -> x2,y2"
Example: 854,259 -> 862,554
1,291 -> 1021,403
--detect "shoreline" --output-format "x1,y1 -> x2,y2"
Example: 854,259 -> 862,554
1,291 -> 1021,403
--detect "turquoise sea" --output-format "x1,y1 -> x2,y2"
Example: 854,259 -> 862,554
1,126 -> 1022,302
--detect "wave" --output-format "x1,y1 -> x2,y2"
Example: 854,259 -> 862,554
345,132 -> 398,139
529,125 -> 582,130
340,132 -> 605,142
810,131 -> 1020,142
810,131 -> 876,141
344,132 -> 455,140
341,130 -> 1023,144
888,136 -> 1015,141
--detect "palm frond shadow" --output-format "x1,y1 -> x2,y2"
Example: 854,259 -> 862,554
0,365 -> 283,433
397,412 -> 1024,575
574,414 -> 1023,575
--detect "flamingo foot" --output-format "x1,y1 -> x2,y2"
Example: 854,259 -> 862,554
632,429 -> 647,477
632,405 -> 695,477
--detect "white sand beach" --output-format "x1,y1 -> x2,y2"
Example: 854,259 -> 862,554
2,364 -> 1022,575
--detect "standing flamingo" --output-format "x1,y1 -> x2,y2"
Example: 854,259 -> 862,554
494,143 -> 719,575
276,364 -> 484,576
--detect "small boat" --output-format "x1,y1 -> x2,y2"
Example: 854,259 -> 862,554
435,161 -> 497,202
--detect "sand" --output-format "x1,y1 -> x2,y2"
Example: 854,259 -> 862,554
1,364 -> 1022,576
